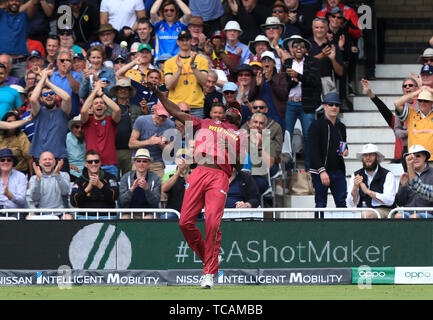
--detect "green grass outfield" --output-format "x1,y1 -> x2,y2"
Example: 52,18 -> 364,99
1,285 -> 433,300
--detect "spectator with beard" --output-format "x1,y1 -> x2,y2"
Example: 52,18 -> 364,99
29,67 -> 71,173
28,151 -> 73,219
347,144 -> 396,219
80,80 -> 121,178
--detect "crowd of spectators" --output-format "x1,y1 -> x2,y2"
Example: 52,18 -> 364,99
0,0 -> 432,220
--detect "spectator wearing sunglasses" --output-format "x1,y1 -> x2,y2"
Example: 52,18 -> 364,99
70,149 -> 119,220
50,50 -> 81,117
418,48 -> 433,67
261,17 -> 287,59
0,148 -> 28,217
271,1 -> 301,40
394,145 -> 433,219
308,92 -> 348,213
29,67 -> 72,174
395,86 -> 433,163
119,148 -> 161,219
66,115 -> 86,183
360,78 -> 419,163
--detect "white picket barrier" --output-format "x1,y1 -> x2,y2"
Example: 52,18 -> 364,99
0,207 -> 381,220
388,207 -> 433,219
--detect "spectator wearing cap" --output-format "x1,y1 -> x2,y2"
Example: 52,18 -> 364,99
108,78 -> 143,175
44,35 -> 60,69
347,144 -> 396,219
164,29 -> 209,118
97,23 -> 128,61
188,16 -> 207,53
248,54 -> 263,76
58,26 -> 86,57
282,35 -> 321,171
308,92 -> 348,214
221,82 -> 238,108
112,55 -> 127,74
72,53 -> 86,73
80,80 -> 121,178
235,64 -> 255,107
271,1 -> 301,40
418,65 -> 433,88
79,45 -> 116,100
66,115 -> 86,183
27,50 -> 44,73
395,86 -> 433,160
205,30 -> 240,82
316,0 -> 361,42
50,49 -> 81,117
261,16 -> 286,55
419,48 -> 433,66
0,111 -> 32,176
128,102 -> 175,179
309,16 -> 344,95
223,20 -> 251,65
0,54 -> 19,86
0,0 -> 38,79
0,148 -> 28,216
251,50 -> 288,132
225,0 -> 270,45
188,0 -> 224,37
394,145 -> 433,219
119,148 -> 161,219
65,0 -> 100,48
150,0 -> 191,62
203,70 -> 223,119
100,0 -> 146,33
0,63 -> 22,121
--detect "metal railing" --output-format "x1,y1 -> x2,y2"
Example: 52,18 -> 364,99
0,207 -> 382,220
388,207 -> 433,219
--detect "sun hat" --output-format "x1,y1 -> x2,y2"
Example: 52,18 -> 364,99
356,144 -> 385,162
223,21 -> 243,35
109,78 -> 137,97
0,148 -> 18,166
403,144 -> 431,160
133,148 -> 152,160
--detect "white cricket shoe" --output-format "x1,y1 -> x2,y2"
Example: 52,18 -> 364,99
200,274 -> 214,289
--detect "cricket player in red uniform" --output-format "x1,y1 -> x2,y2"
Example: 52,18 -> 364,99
145,82 -> 244,289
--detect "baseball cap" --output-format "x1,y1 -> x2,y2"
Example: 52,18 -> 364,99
129,42 -> 141,55
420,64 -> 433,75
154,102 -> 170,117
29,50 -> 42,59
73,53 -> 85,60
138,43 -> 152,53
222,82 -> 238,92
178,30 -> 192,41
211,30 -> 226,39
249,55 -> 262,68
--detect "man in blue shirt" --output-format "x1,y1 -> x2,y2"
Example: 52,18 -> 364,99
0,63 -> 22,121
223,20 -> 251,65
50,50 -> 81,117
0,0 -> 38,78
29,67 -> 71,172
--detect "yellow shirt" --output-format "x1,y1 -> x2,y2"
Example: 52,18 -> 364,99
164,54 -> 208,109
406,108 -> 433,160
125,65 -> 164,84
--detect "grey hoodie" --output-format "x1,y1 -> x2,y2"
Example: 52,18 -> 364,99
119,170 -> 161,208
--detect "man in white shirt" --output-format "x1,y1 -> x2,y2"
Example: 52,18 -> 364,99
100,0 -> 146,32
346,144 -> 396,218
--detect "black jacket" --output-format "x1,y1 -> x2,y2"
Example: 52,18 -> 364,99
70,168 -> 119,214
283,56 -> 322,113
308,115 -> 347,175
228,171 -> 260,208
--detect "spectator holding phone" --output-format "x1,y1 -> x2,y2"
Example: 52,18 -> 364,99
79,45 -> 116,100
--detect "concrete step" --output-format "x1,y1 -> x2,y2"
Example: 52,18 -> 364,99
340,112 -> 390,127
375,64 -> 421,79
347,128 -> 396,143
368,79 -> 405,95
352,95 -> 398,111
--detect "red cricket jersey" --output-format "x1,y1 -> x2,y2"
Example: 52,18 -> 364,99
191,116 -> 242,178
83,115 -> 118,165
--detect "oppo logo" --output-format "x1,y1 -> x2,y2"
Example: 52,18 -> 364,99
359,271 -> 386,279
404,272 -> 431,279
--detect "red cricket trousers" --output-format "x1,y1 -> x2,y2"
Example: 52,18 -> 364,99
179,166 -> 229,275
